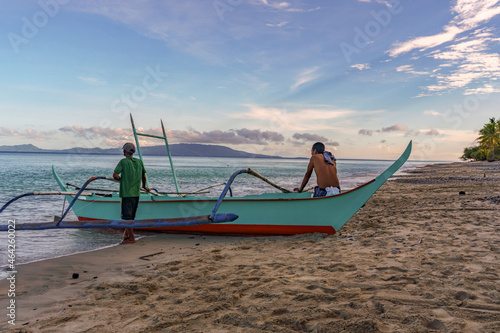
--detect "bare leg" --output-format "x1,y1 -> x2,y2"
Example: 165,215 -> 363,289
121,228 -> 136,244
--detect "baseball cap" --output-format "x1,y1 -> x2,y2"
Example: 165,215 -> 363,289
123,142 -> 136,154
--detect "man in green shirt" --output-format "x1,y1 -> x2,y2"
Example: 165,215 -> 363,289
113,142 -> 150,243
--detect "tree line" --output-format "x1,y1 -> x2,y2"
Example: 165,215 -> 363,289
462,118 -> 500,161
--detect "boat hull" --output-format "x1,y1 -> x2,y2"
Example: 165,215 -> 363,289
53,141 -> 412,236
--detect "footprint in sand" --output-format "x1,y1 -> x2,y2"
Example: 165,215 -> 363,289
426,319 -> 447,331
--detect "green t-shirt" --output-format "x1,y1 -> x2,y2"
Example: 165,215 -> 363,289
114,157 -> 146,198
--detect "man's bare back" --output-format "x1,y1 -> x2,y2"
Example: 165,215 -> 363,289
294,142 -> 340,194
309,154 -> 340,189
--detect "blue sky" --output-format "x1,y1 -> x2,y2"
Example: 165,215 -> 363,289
1,0 -> 499,160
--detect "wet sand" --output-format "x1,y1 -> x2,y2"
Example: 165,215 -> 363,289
1,161 -> 500,332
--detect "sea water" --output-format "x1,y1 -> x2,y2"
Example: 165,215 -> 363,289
0,152 -> 436,278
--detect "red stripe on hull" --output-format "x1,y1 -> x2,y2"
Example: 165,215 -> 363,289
140,224 -> 336,236
76,217 -> 335,236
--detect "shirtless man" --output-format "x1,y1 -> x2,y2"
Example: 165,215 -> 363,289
294,142 -> 341,197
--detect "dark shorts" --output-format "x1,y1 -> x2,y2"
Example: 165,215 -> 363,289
313,186 -> 341,198
121,197 -> 139,220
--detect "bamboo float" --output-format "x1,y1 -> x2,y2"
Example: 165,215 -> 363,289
246,169 -> 292,193
0,191 -> 93,214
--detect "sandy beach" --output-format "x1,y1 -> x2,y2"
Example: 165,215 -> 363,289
1,161 -> 500,332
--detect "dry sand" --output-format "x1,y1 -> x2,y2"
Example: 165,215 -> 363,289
1,161 -> 500,332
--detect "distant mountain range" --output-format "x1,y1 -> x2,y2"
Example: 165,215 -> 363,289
0,143 -> 288,159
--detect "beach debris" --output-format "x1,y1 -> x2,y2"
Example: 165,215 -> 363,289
482,195 -> 500,204
410,238 -> 423,247
455,291 -> 471,301
72,273 -> 79,279
139,251 -> 165,261
459,191 -> 466,195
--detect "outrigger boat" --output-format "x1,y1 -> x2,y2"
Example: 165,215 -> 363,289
1,115 -> 411,235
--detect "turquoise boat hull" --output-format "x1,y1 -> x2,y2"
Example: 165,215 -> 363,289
53,142 -> 412,236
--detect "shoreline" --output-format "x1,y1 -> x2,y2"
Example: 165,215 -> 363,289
0,242 -> 120,281
2,161 -> 499,332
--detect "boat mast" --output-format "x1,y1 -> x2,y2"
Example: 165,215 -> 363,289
161,119 -> 180,194
130,114 -> 148,188
129,114 -> 180,194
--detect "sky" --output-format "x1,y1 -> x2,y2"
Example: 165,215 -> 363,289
0,0 -> 499,161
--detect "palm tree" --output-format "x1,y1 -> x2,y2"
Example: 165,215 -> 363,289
478,118 -> 500,161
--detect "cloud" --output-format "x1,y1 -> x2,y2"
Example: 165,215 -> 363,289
388,0 -> 500,95
422,32 -> 500,93
291,66 -> 323,91
426,129 -> 440,136
404,129 -> 420,137
389,26 -> 463,57
351,63 -> 370,70
0,127 -> 56,141
358,129 -> 373,136
359,124 -> 409,136
381,124 -> 408,132
358,0 -> 399,6
266,21 -> 288,27
396,65 -> 429,75
423,109 -> 442,116
256,0 -> 320,12
389,0 -> 500,57
257,0 -> 291,10
292,133 -> 329,142
233,128 -> 284,143
59,126 -> 131,139
288,136 -> 339,147
464,83 -> 500,95
58,125 -> 284,146
233,104 -> 382,131
78,76 -> 107,85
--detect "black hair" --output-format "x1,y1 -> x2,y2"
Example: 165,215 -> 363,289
312,142 -> 325,154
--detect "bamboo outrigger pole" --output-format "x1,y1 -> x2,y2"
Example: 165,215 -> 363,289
246,169 -> 292,193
